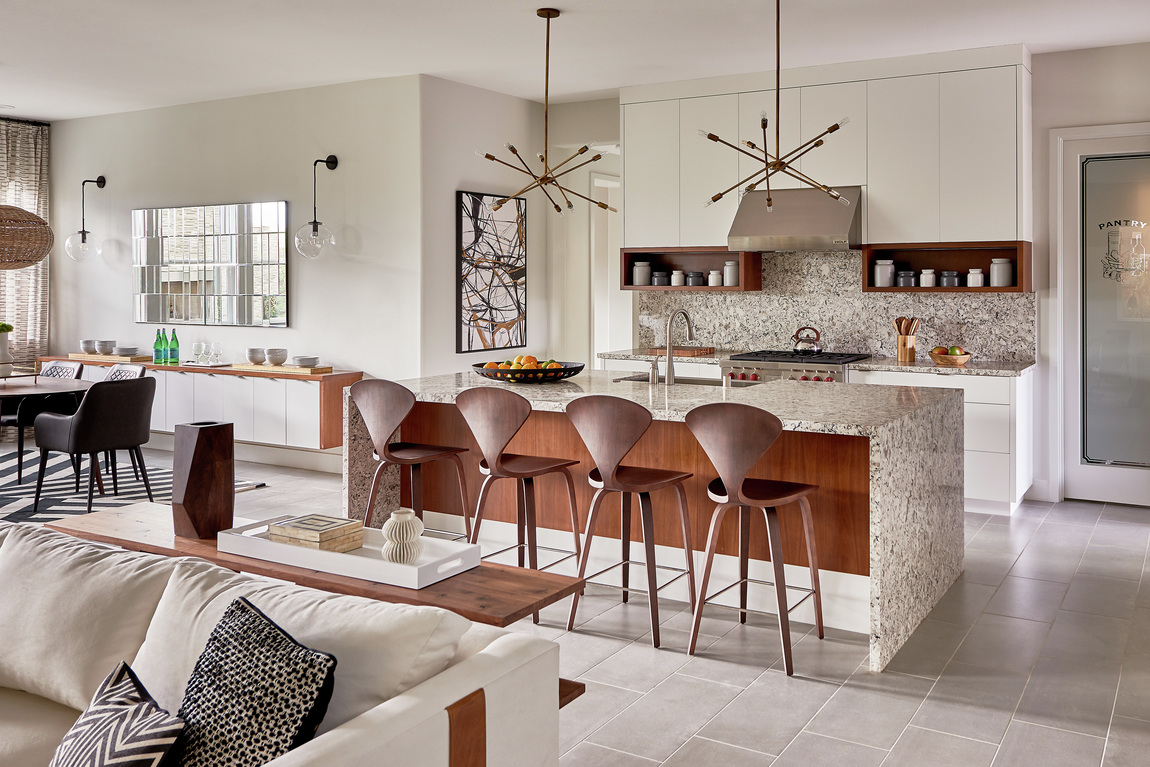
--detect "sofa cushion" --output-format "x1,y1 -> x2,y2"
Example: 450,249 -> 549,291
0,524 -> 179,710
171,598 -> 335,767
50,661 -> 184,767
0,687 -> 82,767
133,560 -> 470,735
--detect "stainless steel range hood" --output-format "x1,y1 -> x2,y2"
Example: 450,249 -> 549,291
727,186 -> 862,252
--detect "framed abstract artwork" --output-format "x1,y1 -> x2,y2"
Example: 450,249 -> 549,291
457,190 -> 527,353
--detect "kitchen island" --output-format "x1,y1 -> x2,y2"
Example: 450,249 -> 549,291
342,370 -> 964,670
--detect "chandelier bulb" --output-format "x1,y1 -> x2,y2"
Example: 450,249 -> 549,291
838,115 -> 851,127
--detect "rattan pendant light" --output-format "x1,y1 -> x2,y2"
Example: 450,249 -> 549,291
0,205 -> 54,270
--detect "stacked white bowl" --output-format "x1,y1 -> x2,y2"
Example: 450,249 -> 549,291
264,348 -> 288,366
245,348 -> 265,364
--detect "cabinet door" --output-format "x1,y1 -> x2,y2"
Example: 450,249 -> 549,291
680,94 -> 739,247
221,375 -> 255,443
252,377 -> 287,446
81,365 -> 106,382
164,371 -> 195,431
965,450 -> 1011,502
940,67 -> 1017,241
192,373 -> 224,423
148,370 -> 167,432
285,380 -> 321,449
800,81 -> 867,187
623,100 -> 680,247
867,75 -> 940,243
965,402 -> 1012,453
738,89 -> 801,190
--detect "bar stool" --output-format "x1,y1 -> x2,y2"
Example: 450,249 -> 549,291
565,395 -> 696,648
349,379 -> 471,539
684,402 -> 823,676
456,387 -> 582,578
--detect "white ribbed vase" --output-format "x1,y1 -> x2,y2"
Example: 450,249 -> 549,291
381,508 -> 424,564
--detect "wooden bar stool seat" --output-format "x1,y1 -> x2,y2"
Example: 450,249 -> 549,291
456,387 -> 583,588
565,395 -> 697,648
685,402 -> 824,676
350,379 -> 471,540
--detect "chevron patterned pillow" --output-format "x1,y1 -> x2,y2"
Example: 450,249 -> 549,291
50,661 -> 184,767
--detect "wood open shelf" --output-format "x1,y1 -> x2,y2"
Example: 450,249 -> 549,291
620,247 -> 762,291
862,241 -> 1032,292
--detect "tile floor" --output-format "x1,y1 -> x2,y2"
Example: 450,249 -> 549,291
160,450 -> 1150,767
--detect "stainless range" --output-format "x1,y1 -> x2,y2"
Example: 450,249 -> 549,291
721,350 -> 870,385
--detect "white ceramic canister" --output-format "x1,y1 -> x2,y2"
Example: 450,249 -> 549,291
723,260 -> 739,287
381,508 -> 425,564
967,268 -> 985,287
671,270 -> 686,287
919,268 -> 936,287
990,258 -> 1012,287
708,270 -> 723,286
632,261 -> 651,286
874,259 -> 895,288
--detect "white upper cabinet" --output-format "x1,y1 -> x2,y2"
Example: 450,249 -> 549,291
680,94 -> 739,247
738,90 -> 801,191
940,67 -> 1018,242
799,81 -> 867,188
623,100 -> 680,247
867,74 -> 941,244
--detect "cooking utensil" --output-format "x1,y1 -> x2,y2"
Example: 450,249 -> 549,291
792,326 -> 822,354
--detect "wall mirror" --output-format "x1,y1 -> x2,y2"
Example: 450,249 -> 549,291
132,201 -> 288,326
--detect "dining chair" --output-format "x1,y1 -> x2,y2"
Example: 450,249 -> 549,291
0,360 -> 85,483
101,364 -> 148,484
32,377 -> 156,513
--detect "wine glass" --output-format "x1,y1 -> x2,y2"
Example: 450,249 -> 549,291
190,342 -> 205,364
209,343 -> 223,365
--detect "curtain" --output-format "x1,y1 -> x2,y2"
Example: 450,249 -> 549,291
0,119 -> 50,365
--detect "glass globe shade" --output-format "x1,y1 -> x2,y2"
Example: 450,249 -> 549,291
294,222 -> 335,259
64,231 -> 102,262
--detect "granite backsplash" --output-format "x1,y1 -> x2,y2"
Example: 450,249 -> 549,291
635,250 -> 1037,362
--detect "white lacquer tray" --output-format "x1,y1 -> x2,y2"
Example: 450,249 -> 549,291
217,516 -> 481,589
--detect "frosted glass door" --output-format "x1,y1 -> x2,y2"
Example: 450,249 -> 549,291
1081,153 -> 1150,467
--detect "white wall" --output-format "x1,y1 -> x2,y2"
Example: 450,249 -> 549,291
1031,41 -> 1150,500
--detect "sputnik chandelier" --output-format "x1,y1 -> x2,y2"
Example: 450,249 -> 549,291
478,8 -> 615,215
699,0 -> 851,212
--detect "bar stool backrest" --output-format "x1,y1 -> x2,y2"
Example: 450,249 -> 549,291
456,387 -> 532,475
349,379 -> 415,463
685,402 -> 784,504
565,395 -> 653,489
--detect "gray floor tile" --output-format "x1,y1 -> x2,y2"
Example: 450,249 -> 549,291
928,580 -> 998,627
1089,521 -> 1150,551
1104,717 -> 1150,767
1061,574 -> 1139,619
1101,504 -> 1150,527
772,732 -> 887,767
1046,502 -> 1106,528
679,623 -> 786,688
959,546 -> 1019,586
1015,655 -> 1122,737
992,721 -> 1105,767
771,627 -> 870,683
1114,652 -> 1150,722
1009,546 -> 1086,583
1076,546 -> 1146,582
1125,608 -> 1150,657
950,613 -> 1051,673
662,737 -> 775,767
910,661 -> 1030,743
577,599 -> 662,642
558,680 -> 643,756
559,743 -> 659,766
582,629 -> 715,693
882,726 -> 998,767
806,668 -> 934,749
883,619 -> 969,679
555,628 -> 630,679
967,522 -> 1041,554
660,602 -> 748,639
697,670 -> 839,756
985,576 -> 1069,623
1042,610 -> 1131,667
587,673 -> 741,762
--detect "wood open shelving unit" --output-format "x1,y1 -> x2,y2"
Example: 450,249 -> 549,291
620,247 -> 762,291
862,241 -> 1032,293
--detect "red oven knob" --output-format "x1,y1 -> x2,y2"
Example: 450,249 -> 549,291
824,375 -> 835,382
749,373 -> 759,381
812,376 -> 822,382
799,375 -> 809,381
737,372 -> 747,380
728,372 -> 736,378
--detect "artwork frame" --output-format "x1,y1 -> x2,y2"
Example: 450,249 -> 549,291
456,190 -> 528,353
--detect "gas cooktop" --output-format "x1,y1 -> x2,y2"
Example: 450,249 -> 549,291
728,350 -> 871,364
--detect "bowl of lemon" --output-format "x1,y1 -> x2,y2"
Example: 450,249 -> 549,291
472,355 -> 584,383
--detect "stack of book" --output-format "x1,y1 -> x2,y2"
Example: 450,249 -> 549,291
268,514 -> 364,553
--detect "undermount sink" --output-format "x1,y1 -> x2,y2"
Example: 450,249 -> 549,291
612,374 -> 762,388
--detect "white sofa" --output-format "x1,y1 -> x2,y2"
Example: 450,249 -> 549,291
0,521 -> 560,767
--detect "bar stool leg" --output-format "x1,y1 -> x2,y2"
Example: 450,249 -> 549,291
557,467 -> 582,559
620,492 -> 632,603
799,496 -> 824,639
515,480 -> 527,568
762,506 -> 794,676
523,476 -> 540,623
738,506 -> 751,624
638,491 -> 661,648
410,464 -> 424,519
673,482 -> 697,610
469,474 -> 497,545
446,453 -> 472,541
364,460 -> 390,528
688,503 -> 735,655
568,488 -> 610,631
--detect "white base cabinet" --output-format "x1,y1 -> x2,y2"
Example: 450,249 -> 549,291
849,368 -> 1034,514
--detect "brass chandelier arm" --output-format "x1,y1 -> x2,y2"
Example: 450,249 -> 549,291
550,181 -> 618,212
702,131 -> 772,164
537,156 -> 575,209
547,152 -> 606,184
707,167 -> 770,205
542,145 -> 590,177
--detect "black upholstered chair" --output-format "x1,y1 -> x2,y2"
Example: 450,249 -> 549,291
33,376 -> 156,513
0,360 -> 85,484
101,364 -> 148,481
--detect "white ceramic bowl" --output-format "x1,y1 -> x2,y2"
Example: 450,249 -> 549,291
291,355 -> 319,367
245,348 -> 266,364
95,340 -> 116,354
263,348 -> 288,366
79,339 -> 97,353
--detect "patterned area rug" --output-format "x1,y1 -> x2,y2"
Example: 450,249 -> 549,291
0,451 -> 266,524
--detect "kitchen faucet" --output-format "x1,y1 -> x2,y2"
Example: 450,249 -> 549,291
664,309 -> 696,385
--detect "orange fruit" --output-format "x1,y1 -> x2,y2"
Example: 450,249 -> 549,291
521,355 -> 538,365
498,363 -> 511,369
510,362 -> 523,369
547,362 -> 561,369
483,361 -> 499,369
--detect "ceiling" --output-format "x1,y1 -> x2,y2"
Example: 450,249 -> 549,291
5,0 -> 1150,122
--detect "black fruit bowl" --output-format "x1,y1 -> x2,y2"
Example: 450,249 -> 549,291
472,361 -> 585,384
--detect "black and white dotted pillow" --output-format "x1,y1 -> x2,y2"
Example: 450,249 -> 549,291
50,661 -> 184,767
167,597 -> 337,767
